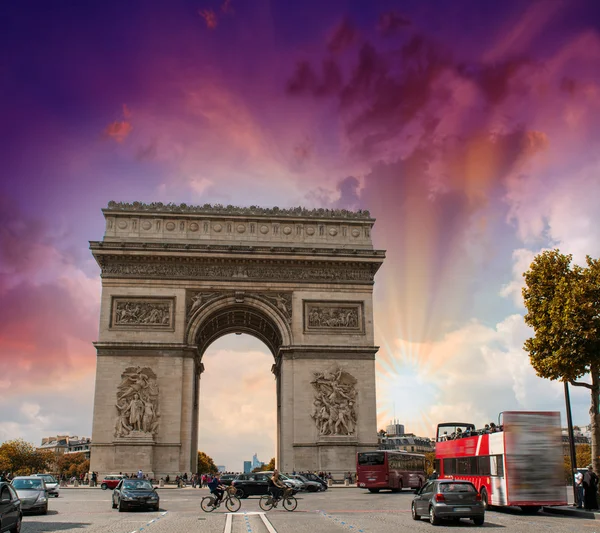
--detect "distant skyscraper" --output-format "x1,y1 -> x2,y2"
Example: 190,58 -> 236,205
217,465 -> 226,472
243,461 -> 252,474
386,419 -> 405,437
251,453 -> 263,470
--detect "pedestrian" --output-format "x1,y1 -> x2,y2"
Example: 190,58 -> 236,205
574,468 -> 584,508
429,469 -> 439,480
583,465 -> 599,510
137,469 -> 143,479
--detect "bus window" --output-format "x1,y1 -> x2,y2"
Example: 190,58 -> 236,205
357,452 -> 385,466
443,458 -> 456,475
478,456 -> 491,476
434,459 -> 440,473
457,457 -> 478,475
490,454 -> 504,477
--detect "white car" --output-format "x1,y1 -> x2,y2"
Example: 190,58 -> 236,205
261,471 -> 304,491
33,474 -> 60,497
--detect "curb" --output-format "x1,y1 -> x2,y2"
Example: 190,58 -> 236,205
543,506 -> 599,519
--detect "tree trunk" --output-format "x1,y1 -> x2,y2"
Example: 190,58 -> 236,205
591,369 -> 600,475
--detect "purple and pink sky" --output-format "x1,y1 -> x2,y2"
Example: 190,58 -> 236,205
2,0 -> 600,471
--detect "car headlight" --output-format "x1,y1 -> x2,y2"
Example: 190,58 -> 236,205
121,492 -> 134,501
36,493 -> 47,502
148,494 -> 158,500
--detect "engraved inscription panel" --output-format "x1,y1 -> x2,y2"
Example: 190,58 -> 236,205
111,297 -> 175,330
304,301 -> 364,334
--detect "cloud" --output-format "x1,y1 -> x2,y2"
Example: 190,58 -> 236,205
378,315 -> 590,436
377,11 -> 411,36
327,18 -> 358,54
104,104 -> 133,143
199,9 -> 218,30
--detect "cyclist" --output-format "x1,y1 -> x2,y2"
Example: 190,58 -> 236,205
268,469 -> 287,504
207,473 -> 225,506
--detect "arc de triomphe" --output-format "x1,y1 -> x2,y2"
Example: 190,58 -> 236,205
89,202 -> 385,477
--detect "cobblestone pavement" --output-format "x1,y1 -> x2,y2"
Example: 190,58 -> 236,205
20,487 -> 599,533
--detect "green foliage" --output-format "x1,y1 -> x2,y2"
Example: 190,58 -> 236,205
522,250 -> 600,381
0,439 -> 54,475
197,451 -> 218,474
57,453 -> 89,478
425,451 -> 436,476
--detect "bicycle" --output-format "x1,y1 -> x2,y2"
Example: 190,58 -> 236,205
259,486 -> 297,512
201,485 -> 241,512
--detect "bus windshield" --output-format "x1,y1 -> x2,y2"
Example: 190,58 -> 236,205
357,452 -> 385,466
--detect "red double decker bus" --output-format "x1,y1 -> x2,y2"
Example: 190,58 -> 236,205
435,411 -> 567,512
357,450 -> 426,493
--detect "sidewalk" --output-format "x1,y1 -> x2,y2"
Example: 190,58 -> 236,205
543,506 -> 600,519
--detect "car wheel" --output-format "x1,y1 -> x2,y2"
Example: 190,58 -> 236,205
41,504 -> 48,515
236,488 -> 246,499
429,506 -> 441,525
473,516 -> 485,526
480,487 -> 489,510
10,514 -> 22,533
118,499 -> 125,512
101,483 -> 108,490
411,502 -> 420,520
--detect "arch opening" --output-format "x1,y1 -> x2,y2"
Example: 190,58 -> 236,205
197,334 -> 276,472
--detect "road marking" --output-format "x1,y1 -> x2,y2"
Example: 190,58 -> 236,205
224,512 -> 232,533
128,511 -> 168,533
259,513 -> 278,533
224,512 -> 278,533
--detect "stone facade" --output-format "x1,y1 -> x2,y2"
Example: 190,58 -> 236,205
90,202 -> 385,478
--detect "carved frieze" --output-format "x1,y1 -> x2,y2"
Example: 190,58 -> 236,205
311,366 -> 358,436
114,366 -> 160,439
186,290 -> 293,324
100,257 -> 375,284
304,301 -> 364,334
111,297 -> 174,329
105,200 -> 373,220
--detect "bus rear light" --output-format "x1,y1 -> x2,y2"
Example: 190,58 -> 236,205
435,493 -> 445,502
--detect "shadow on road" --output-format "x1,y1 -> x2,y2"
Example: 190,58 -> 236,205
23,522 -> 90,531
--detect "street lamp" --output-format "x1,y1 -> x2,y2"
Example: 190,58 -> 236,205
564,380 -> 578,506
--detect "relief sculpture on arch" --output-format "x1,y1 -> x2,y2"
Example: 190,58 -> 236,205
114,367 -> 160,439
311,366 -> 358,436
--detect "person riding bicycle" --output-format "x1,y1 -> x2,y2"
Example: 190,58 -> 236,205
268,469 -> 287,503
207,473 -> 225,505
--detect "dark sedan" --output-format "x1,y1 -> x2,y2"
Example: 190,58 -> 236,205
0,482 -> 22,533
111,479 -> 159,512
231,473 -> 270,498
219,474 -> 237,487
232,473 -> 298,499
412,479 -> 484,526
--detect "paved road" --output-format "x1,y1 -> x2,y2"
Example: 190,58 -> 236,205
20,487 -> 597,533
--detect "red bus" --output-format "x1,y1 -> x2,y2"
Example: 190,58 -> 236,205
435,411 -> 567,512
357,450 -> 426,492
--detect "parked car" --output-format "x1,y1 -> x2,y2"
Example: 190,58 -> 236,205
32,474 -> 60,497
101,475 -> 126,490
412,479 -> 484,526
0,481 -> 22,533
111,479 -> 159,512
261,472 -> 303,491
10,476 -> 48,515
300,473 -> 328,490
231,473 -> 298,499
289,474 -> 324,492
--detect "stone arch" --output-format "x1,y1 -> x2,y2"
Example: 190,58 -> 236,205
185,294 -> 293,358
89,202 -> 384,479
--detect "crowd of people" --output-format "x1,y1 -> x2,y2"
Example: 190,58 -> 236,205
575,466 -> 599,510
440,423 -> 504,441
